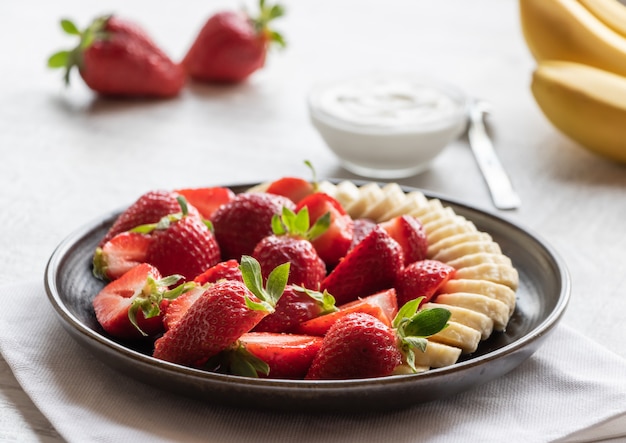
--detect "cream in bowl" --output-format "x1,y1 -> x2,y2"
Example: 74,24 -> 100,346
308,73 -> 468,178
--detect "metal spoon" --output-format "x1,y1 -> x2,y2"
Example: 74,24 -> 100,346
467,100 -> 521,210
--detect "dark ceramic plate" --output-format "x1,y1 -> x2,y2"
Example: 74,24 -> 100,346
44,183 -> 570,413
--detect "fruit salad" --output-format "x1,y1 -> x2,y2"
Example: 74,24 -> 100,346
90,175 -> 519,380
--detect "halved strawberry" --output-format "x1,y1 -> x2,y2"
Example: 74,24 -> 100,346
379,215 -> 428,265
152,256 -> 289,367
211,192 -> 296,260
193,259 -> 243,285
320,226 -> 403,305
175,186 -> 235,220
395,259 -> 456,307
92,263 -> 186,339
162,285 -> 205,331
238,332 -> 323,379
265,178 -> 315,204
254,285 -> 336,333
296,192 -> 354,268
93,231 -> 153,281
295,288 -> 398,336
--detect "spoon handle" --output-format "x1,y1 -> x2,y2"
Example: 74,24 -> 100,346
468,102 -> 521,210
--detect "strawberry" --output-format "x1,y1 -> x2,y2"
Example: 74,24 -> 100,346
153,256 -> 289,366
182,0 -> 286,83
295,288 -> 398,336
264,177 -> 314,205
296,193 -> 354,268
305,312 -> 401,380
252,206 -> 327,288
211,192 -> 295,260
237,332 -> 323,379
92,263 -> 188,339
146,214 -> 220,282
100,190 -> 189,246
48,15 -> 185,97
349,218 -> 376,251
93,232 -> 153,281
320,226 -> 403,305
193,259 -> 243,285
94,197 -> 220,282
395,259 -> 456,307
305,299 -> 451,380
254,285 -> 336,333
379,215 -> 428,265
162,285 -> 205,331
174,187 -> 235,220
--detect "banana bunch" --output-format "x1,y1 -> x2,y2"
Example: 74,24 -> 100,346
520,0 -> 626,164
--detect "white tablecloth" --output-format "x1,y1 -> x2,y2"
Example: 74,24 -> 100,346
1,0 -> 625,441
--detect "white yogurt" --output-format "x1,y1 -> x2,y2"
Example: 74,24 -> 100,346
308,73 -> 468,178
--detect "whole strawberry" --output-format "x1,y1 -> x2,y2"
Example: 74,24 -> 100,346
182,0 -> 286,83
252,206 -> 328,289
100,190 -> 196,246
48,15 -> 185,97
306,299 -> 451,380
211,192 -> 295,260
395,259 -> 455,307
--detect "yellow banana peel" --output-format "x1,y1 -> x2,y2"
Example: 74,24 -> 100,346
531,60 -> 626,164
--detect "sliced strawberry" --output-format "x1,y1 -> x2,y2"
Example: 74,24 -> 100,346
162,285 -> 205,331
100,190 -> 185,246
320,226 -> 403,305
211,192 -> 296,260
93,263 -> 184,339
295,288 -> 398,336
296,193 -> 354,268
153,256 -> 288,367
395,259 -> 456,307
305,312 -> 402,380
254,285 -> 336,333
239,332 -> 323,379
175,187 -> 235,220
379,215 -> 428,265
349,218 -> 377,251
193,259 -> 243,285
93,231 -> 153,281
265,177 -> 315,204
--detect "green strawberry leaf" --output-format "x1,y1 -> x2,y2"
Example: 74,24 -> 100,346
47,51 -> 70,68
60,19 -> 80,35
239,255 -> 289,311
291,285 -> 338,315
403,308 -> 451,338
215,342 -> 270,378
393,297 -> 423,329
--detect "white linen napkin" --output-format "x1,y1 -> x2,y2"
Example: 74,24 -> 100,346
1,281 -> 625,443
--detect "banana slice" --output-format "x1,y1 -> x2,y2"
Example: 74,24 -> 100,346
427,232 -> 493,258
379,190 -> 429,221
316,180 -> 339,198
427,219 -> 478,245
361,183 -> 407,222
413,340 -> 462,368
415,206 -> 456,226
423,302 -> 494,340
435,292 -> 510,331
442,279 -> 517,316
453,263 -> 519,290
432,240 -> 501,263
446,252 -> 512,270
246,182 -> 270,193
333,181 -> 361,210
428,320 -> 482,354
345,182 -> 384,218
